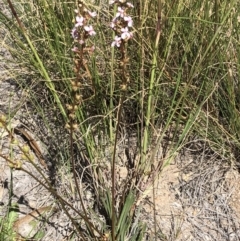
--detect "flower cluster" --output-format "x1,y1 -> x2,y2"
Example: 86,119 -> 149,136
66,1 -> 97,130
110,0 -> 134,47
71,6 -> 96,47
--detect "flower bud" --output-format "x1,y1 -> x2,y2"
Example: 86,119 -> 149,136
22,144 -> 30,153
73,105 -> 78,111
75,94 -> 82,101
121,84 -> 127,91
65,123 -> 71,129
15,160 -> 22,169
72,86 -> 79,92
72,123 -> 78,130
69,113 -> 76,120
8,162 -> 14,168
0,114 -> 7,122
66,104 -> 73,110
11,138 -> 19,145
28,154 -> 35,162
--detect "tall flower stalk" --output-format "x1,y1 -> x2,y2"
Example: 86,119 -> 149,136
68,1 -> 96,121
109,1 -> 134,240
66,1 -> 98,238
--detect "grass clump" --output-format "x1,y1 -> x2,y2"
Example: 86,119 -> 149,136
0,0 -> 240,240
0,203 -> 18,241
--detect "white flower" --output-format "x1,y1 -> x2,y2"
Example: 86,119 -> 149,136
121,27 -> 132,40
111,36 -> 122,47
71,46 -> 79,52
88,11 -> 97,18
110,21 -> 116,29
75,16 -> 85,27
84,25 -> 96,36
116,6 -> 125,18
126,2 -> 134,8
124,16 -> 133,27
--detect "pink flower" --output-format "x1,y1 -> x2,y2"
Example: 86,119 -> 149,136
75,16 -> 85,27
71,28 -> 78,38
88,11 -> 97,18
90,45 -> 95,53
126,2 -> 134,8
111,17 -> 118,28
116,7 -> 125,18
71,46 -> 79,52
84,25 -> 96,36
124,16 -> 133,27
110,21 -> 116,29
111,36 -> 122,47
121,27 -> 132,40
109,2 -> 134,45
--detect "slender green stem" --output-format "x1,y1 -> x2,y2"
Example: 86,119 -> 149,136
109,4 -> 117,143
141,0 -> 161,169
111,93 -> 125,241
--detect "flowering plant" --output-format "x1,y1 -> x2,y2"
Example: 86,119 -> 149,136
66,1 -> 97,130
110,0 -> 134,47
